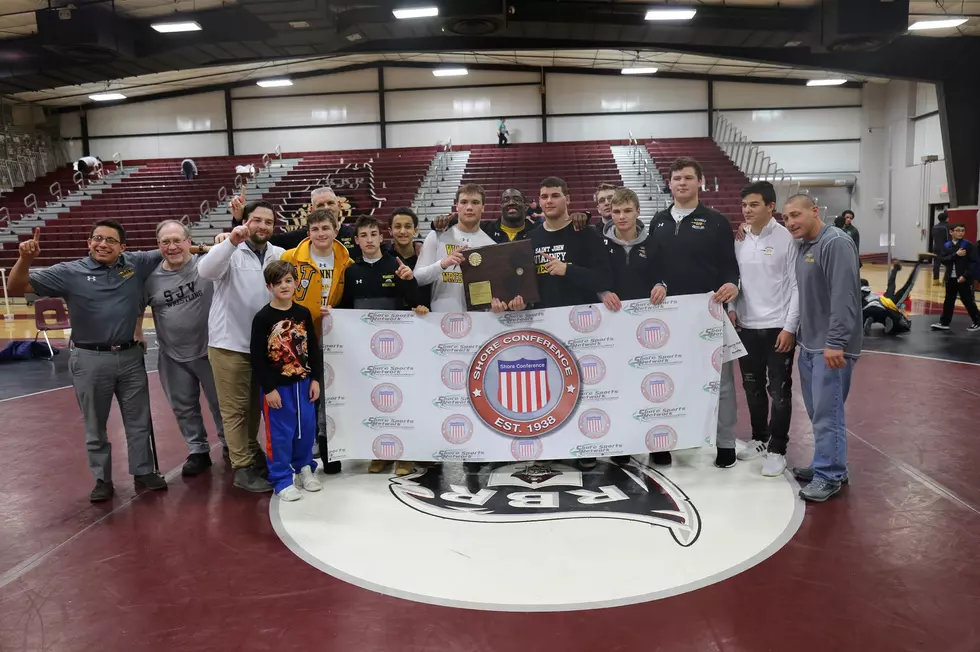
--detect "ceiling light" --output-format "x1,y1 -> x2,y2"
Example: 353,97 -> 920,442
645,8 -> 697,21
289,21 -> 310,29
150,21 -> 202,33
432,68 -> 467,77
784,40 -> 803,47
257,79 -> 293,88
346,33 -> 363,41
622,67 -> 659,75
393,7 -> 439,19
806,79 -> 847,87
908,17 -> 968,31
89,92 -> 126,101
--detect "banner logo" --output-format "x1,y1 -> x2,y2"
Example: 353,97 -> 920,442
636,318 -> 670,349
323,363 -> 335,389
468,330 -> 582,437
370,329 -> 403,360
370,383 -> 403,413
441,313 -> 472,339
577,408 -> 611,439
372,434 -> 404,460
641,372 -> 675,403
708,297 -> 726,321
440,361 -> 468,390
441,414 -> 474,444
511,437 -> 543,460
646,425 -> 678,451
569,305 -> 601,333
578,355 -> 606,385
712,347 -> 724,373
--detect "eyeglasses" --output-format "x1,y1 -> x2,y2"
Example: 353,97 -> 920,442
90,235 -> 121,245
159,238 -> 188,247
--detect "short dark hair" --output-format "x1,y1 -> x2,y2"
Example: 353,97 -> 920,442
90,219 -> 126,244
740,181 -> 777,206
244,200 -> 275,223
938,211 -> 948,222
354,215 -> 381,235
307,209 -> 338,229
950,223 -> 967,231
540,176 -> 569,196
390,207 -> 418,228
669,157 -> 704,181
264,260 -> 297,286
841,210 -> 855,220
455,183 -> 485,205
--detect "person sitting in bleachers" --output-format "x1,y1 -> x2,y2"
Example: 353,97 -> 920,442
181,158 -> 197,181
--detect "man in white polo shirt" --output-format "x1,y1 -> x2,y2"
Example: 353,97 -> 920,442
732,181 -> 799,477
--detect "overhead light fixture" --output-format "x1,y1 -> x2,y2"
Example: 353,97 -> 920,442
289,21 -> 310,29
257,79 -> 293,88
150,21 -> 202,33
432,68 -> 467,77
908,17 -> 968,31
89,92 -> 126,101
346,32 -> 363,42
393,7 -> 439,19
621,67 -> 659,75
784,40 -> 803,47
806,79 -> 847,87
645,8 -> 697,21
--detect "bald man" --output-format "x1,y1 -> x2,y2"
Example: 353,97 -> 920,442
782,194 -> 861,503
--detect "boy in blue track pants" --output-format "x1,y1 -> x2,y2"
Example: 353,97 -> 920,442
249,260 -> 322,501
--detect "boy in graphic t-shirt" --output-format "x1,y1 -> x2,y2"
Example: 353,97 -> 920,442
249,261 -> 322,502
281,208 -> 353,475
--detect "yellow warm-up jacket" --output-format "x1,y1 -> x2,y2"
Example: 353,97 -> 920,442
281,238 -> 353,337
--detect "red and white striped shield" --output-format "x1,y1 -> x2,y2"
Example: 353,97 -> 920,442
497,358 -> 550,413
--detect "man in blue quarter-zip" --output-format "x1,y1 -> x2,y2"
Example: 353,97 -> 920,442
782,194 -> 862,503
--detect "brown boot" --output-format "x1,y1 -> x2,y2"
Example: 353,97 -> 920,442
394,461 -> 415,476
368,459 -> 388,473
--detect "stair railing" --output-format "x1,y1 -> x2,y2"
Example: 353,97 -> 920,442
49,181 -> 62,205
199,199 -> 211,219
713,113 -> 797,205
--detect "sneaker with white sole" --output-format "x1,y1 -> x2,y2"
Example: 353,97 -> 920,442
298,466 -> 322,492
277,485 -> 302,501
761,452 -> 786,477
737,439 -> 769,461
930,323 -> 950,331
968,323 -> 980,333
799,478 -> 842,502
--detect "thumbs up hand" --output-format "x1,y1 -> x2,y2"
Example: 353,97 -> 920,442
395,257 -> 414,280
18,228 -> 41,261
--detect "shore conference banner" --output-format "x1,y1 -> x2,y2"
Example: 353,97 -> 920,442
323,294 -> 744,464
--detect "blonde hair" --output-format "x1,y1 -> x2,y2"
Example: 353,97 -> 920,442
611,187 -> 639,210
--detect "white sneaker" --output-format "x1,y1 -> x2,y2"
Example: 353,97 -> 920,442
298,465 -> 322,492
761,452 -> 787,477
277,485 -> 302,501
737,439 -> 768,461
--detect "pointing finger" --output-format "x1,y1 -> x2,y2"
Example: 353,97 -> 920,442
396,257 -> 404,267
32,227 -> 40,242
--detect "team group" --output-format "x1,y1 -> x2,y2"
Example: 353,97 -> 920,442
8,155 -> 861,505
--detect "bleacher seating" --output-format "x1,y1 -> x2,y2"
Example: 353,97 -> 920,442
0,166 -> 79,226
0,155 -> 257,268
646,137 -> 750,225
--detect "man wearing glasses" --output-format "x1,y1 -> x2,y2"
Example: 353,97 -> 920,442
143,220 -> 226,478
8,220 -> 168,502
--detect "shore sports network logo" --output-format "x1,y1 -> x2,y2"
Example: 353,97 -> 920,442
372,434 -> 404,460
370,329 -> 403,360
389,460 -> 701,546
323,363 -> 335,390
708,297 -> 726,321
568,305 -> 601,333
636,318 -> 670,349
646,425 -> 677,451
370,383 -> 403,413
468,329 -> 582,438
577,408 -> 611,438
441,313 -> 472,339
441,361 -> 468,390
441,414 -> 474,444
578,354 -> 606,385
641,372 -> 675,403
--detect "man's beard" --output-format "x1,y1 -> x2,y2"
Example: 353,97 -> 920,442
501,208 -> 525,226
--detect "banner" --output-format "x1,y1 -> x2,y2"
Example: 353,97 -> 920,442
323,294 -> 744,464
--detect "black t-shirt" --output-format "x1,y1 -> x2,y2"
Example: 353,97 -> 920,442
249,303 -> 322,394
530,222 -> 613,308
339,254 -> 424,310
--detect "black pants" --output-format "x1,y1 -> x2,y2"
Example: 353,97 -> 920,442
498,133 -> 508,147
736,328 -> 795,455
940,278 -> 980,325
933,255 -> 942,281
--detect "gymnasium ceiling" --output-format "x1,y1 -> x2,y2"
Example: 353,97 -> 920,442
1,0 -> 979,107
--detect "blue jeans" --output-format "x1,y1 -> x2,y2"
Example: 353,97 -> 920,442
798,350 -> 855,483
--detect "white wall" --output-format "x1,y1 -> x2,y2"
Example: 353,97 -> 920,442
714,81 -> 861,109
231,69 -> 376,98
387,117 -> 540,149
548,113 -> 707,142
234,93 -> 380,129
235,124 -> 381,156
547,74 -> 706,114
384,68 -> 538,90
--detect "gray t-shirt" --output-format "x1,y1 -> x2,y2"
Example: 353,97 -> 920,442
144,256 -> 214,362
30,250 -> 162,345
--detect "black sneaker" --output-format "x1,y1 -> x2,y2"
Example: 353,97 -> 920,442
323,460 -> 342,475
89,479 -> 114,503
715,448 -> 736,469
134,472 -> 168,491
576,458 -> 598,470
650,451 -> 672,466
611,455 -> 632,465
233,466 -> 273,493
181,452 -> 212,477
968,323 -> 980,333
930,323 -> 950,331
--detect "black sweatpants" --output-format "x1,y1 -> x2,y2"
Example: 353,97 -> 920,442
736,328 -> 795,455
940,278 -> 980,326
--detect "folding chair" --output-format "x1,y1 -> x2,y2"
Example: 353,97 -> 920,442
34,297 -> 69,359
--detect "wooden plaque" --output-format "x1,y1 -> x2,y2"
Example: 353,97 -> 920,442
459,239 -> 540,310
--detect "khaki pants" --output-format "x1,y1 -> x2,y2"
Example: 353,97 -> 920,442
208,347 -> 261,469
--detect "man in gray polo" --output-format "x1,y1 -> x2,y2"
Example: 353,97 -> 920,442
8,220 -> 168,502
144,220 -> 226,477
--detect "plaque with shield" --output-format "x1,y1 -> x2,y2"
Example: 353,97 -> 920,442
458,239 -> 540,310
